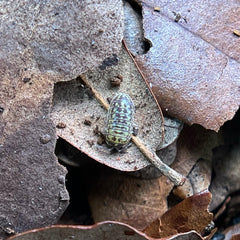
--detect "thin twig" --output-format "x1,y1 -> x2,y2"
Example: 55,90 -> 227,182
80,74 -> 185,186
122,39 -> 165,142
131,136 -> 185,185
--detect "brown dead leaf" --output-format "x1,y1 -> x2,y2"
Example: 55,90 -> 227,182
0,0 -> 123,238
135,1 -> 240,131
0,1 -> 123,81
174,159 -> 212,199
51,46 -> 182,172
167,124 -> 222,199
0,71 -> 69,239
7,222 -> 150,240
88,169 -> 169,230
7,223 -> 207,240
223,223 -> 240,240
144,191 -> 213,238
210,143 -> 240,210
153,0 -> 240,62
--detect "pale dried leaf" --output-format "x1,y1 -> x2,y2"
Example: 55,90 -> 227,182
51,46 -> 182,171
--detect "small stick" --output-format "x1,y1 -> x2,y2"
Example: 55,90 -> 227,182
122,39 -> 165,142
80,74 -> 185,186
132,136 -> 185,185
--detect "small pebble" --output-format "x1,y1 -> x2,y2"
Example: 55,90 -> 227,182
23,77 -> 31,83
233,29 -> 240,37
60,189 -> 70,201
84,119 -> 92,126
56,122 -> 66,129
40,134 -> 51,144
58,175 -> 65,184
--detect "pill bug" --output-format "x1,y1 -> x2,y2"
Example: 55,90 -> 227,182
105,92 -> 137,152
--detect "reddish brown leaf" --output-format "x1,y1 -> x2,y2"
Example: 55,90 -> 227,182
144,191 -> 213,238
135,1 -> 240,131
224,223 -> 240,240
151,0 -> 240,62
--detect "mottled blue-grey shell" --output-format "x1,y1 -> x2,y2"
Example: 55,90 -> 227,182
105,93 -> 135,151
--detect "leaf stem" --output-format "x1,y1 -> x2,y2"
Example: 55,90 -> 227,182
80,74 -> 185,186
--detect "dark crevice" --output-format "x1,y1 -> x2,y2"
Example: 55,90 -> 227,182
221,107 -> 240,145
213,190 -> 240,231
55,138 -> 95,225
124,0 -> 142,14
58,165 -> 94,225
167,189 -> 182,209
123,0 -> 151,55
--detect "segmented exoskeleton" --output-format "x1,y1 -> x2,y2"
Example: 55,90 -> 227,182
105,92 -> 137,152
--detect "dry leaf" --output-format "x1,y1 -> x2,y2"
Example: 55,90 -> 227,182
144,191 -> 213,238
51,46 -> 182,172
0,0 -> 123,238
135,0 -> 240,131
223,223 -> 240,240
7,222 -> 150,240
153,0 -> 240,61
88,169 -> 169,230
166,124 -> 222,199
174,159 -> 212,199
7,223 -> 208,240
0,71 -> 69,239
0,1 -> 123,81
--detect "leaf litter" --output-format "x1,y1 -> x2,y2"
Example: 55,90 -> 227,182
51,45 -> 183,177
135,0 -> 240,131
1,0 -> 240,239
7,222 -> 207,240
0,0 -> 124,238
